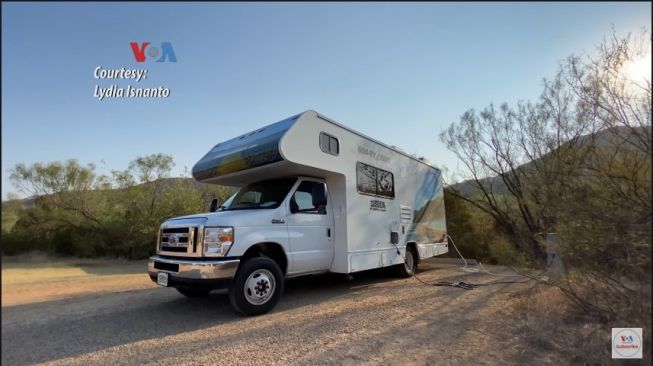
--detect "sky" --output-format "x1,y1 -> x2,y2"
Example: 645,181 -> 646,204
2,2 -> 651,199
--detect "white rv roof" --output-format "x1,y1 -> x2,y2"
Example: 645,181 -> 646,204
192,110 -> 440,185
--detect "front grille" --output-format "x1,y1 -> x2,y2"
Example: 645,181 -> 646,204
158,226 -> 200,257
162,235 -> 188,241
162,228 -> 189,245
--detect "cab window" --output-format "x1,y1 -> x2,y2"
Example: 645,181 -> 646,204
290,181 -> 327,214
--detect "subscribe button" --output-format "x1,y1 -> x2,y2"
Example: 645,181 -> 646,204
612,328 -> 643,359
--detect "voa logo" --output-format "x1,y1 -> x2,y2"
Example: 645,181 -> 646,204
130,42 -> 177,62
620,335 -> 634,343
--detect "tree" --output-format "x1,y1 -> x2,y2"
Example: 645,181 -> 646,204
10,160 -> 108,229
440,30 -> 651,321
6,153 -> 234,259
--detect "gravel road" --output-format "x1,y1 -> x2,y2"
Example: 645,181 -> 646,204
2,259 -> 539,365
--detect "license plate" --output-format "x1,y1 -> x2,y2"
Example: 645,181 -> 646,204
157,272 -> 169,287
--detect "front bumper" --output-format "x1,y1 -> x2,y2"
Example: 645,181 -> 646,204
148,255 -> 240,288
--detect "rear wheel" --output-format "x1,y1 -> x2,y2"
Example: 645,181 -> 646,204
396,246 -> 418,278
176,287 -> 211,297
229,256 -> 284,316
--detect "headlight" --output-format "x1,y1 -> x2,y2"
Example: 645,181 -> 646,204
203,227 -> 234,256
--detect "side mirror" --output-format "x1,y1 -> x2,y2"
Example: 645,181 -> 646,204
209,198 -> 218,212
289,196 -> 299,214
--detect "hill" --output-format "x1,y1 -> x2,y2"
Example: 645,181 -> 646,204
3,177 -> 233,209
449,125 -> 650,197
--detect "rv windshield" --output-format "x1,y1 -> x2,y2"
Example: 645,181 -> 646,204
222,178 -> 297,210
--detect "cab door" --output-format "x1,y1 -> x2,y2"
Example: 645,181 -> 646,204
286,179 -> 334,274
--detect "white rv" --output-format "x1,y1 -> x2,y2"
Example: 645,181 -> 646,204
148,110 -> 448,315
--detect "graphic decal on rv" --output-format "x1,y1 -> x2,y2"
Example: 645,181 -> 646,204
406,169 -> 447,243
192,116 -> 298,181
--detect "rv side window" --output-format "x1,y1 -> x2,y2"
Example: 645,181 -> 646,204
356,162 -> 377,195
356,162 -> 395,199
319,132 -> 339,156
376,169 -> 395,198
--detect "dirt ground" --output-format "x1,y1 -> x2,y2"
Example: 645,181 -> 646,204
1,257 -> 592,365
2,259 -> 154,307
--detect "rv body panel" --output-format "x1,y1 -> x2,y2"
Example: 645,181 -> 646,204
279,111 -> 447,273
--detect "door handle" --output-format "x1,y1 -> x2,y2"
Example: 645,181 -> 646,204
327,228 -> 331,237
271,219 -> 285,224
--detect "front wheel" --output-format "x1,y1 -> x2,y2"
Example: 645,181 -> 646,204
396,246 -> 418,278
228,257 -> 284,316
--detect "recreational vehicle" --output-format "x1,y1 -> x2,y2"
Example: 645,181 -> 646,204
148,110 -> 448,315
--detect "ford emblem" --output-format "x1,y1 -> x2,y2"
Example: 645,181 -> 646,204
168,234 -> 179,246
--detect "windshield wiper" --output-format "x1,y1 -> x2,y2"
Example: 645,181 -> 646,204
222,203 -> 263,211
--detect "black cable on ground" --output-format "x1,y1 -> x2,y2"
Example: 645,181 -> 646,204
392,236 -> 539,290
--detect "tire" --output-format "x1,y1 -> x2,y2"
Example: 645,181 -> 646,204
396,246 -> 418,278
176,287 -> 211,297
228,256 -> 284,316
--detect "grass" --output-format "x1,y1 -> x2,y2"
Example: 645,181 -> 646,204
504,283 -> 651,365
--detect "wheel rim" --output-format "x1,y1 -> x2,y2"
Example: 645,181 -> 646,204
244,269 -> 276,305
404,250 -> 415,273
